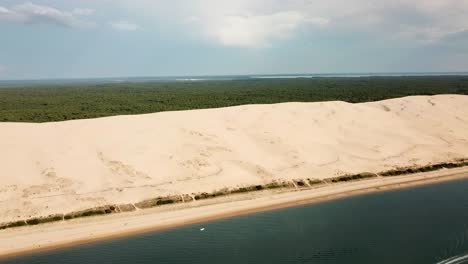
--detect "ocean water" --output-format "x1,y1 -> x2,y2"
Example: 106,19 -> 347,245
4,178 -> 468,264
1,72 -> 468,87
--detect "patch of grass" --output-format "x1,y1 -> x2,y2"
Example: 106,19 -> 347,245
194,189 -> 230,200
230,187 -> 253,194
134,198 -> 160,209
380,160 -> 468,177
118,204 -> 136,212
294,179 -> 307,187
307,178 -> 323,186
134,197 -> 182,208
156,199 -> 175,205
326,172 -> 378,183
264,182 -> 283,189
64,205 -> 118,219
264,181 -> 295,189
182,194 -> 194,202
0,220 -> 27,230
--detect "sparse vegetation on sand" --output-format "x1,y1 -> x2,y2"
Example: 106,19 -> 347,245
1,76 -> 467,122
63,205 -> 119,220
324,172 -> 378,183
134,196 -> 183,209
1,159 -> 466,231
380,159 -> 468,176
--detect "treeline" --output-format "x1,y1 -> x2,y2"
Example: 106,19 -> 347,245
0,76 -> 467,122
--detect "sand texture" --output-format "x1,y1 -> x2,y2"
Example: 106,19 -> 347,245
1,95 -> 468,222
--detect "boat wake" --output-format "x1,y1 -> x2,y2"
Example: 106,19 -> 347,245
437,253 -> 468,264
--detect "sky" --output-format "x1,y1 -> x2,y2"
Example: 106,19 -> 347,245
0,0 -> 468,79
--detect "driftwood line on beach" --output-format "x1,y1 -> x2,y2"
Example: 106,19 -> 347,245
1,159 -> 467,231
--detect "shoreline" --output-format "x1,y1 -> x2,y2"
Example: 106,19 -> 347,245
1,167 -> 468,259
2,159 -> 467,231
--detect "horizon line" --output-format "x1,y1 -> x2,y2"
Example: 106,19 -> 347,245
1,71 -> 468,83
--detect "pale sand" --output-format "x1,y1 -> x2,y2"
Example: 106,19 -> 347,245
0,167 -> 467,258
1,95 -> 468,223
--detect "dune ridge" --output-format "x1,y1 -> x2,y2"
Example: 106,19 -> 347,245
1,94 -> 468,223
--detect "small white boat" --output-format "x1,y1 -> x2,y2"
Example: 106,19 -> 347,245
200,228 -> 205,231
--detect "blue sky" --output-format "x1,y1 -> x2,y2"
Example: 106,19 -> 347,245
0,0 -> 468,79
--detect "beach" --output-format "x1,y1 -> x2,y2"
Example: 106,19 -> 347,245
1,94 -> 468,257
0,167 -> 467,258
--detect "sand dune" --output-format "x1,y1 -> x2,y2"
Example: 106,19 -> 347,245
1,95 -> 468,222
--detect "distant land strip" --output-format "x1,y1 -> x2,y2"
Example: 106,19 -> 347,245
1,158 -> 467,231
1,76 -> 467,122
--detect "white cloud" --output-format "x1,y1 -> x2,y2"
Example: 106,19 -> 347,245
118,0 -> 328,47
317,0 -> 468,43
0,6 -> 10,14
206,11 -> 327,47
0,2 -> 93,28
120,0 -> 468,47
110,20 -> 140,31
72,8 -> 95,16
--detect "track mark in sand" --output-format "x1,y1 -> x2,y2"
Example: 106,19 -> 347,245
326,109 -> 336,118
317,156 -> 340,167
395,101 -> 407,114
276,162 -> 307,172
380,104 -> 391,112
336,144 -> 421,163
183,129 -> 219,143
76,196 -> 108,205
98,152 -> 151,180
455,116 -> 468,124
0,185 -> 18,193
179,158 -> 210,170
21,180 -> 75,199
20,168 -> 75,198
178,156 -> 224,180
224,160 -> 274,180
177,142 -> 231,180
255,165 -> 273,180
206,145 -> 232,153
437,135 -> 453,146
43,168 -> 74,187
382,144 -> 421,162
42,168 -> 57,179
22,184 -> 56,198
333,169 -> 349,177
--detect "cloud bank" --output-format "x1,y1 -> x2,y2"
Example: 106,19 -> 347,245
123,0 -> 468,47
0,2 -> 92,28
1,0 -> 467,50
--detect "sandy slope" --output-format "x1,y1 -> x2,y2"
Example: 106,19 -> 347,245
0,95 -> 467,222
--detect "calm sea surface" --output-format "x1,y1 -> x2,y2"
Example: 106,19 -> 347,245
4,178 -> 468,264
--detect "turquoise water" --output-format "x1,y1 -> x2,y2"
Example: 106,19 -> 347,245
4,178 -> 468,264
